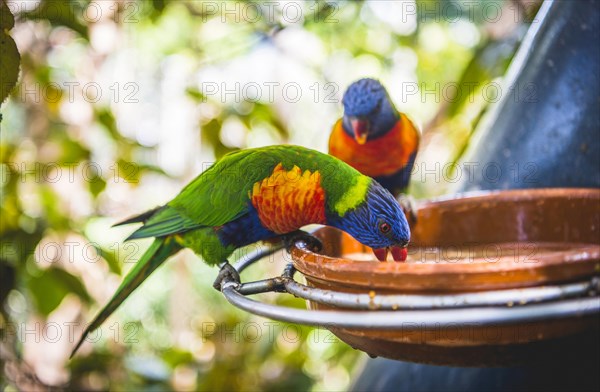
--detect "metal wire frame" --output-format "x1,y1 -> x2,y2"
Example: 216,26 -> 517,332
218,244 -> 600,329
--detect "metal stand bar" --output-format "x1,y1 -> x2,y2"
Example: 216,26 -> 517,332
282,269 -> 599,310
222,284 -> 600,329
216,243 -> 600,329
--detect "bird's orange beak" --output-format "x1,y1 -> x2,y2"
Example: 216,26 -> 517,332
350,117 -> 369,145
373,246 -> 407,262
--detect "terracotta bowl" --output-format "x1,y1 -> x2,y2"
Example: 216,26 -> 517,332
291,188 -> 600,366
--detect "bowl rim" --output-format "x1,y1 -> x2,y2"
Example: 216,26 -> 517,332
291,188 -> 600,289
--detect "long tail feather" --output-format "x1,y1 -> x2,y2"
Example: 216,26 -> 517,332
112,206 -> 163,227
71,237 -> 181,357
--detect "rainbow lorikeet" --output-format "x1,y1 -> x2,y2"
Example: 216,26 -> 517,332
71,145 -> 410,356
329,78 -> 420,198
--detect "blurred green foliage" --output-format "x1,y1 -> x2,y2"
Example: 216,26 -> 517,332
0,0 -> 535,390
0,0 -> 20,104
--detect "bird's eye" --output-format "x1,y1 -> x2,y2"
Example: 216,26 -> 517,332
379,221 -> 391,234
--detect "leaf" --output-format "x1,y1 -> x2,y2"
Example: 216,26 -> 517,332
152,0 -> 168,14
0,0 -> 15,30
185,87 -> 205,102
161,347 -> 194,368
28,267 -> 92,315
115,159 -> 140,183
40,185 -> 72,230
88,172 -> 106,197
97,109 -> 120,140
446,37 -> 519,118
21,0 -> 88,38
0,229 -> 45,267
51,133 -> 91,163
0,1 -> 20,105
201,118 -> 236,159
0,263 -> 15,307
95,246 -> 122,275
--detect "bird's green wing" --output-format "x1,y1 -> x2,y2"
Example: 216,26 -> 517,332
168,145 -> 367,224
168,147 -> 291,226
128,146 -> 365,237
125,207 -> 202,240
122,147 -> 298,240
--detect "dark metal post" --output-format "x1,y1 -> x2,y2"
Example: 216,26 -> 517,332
457,0 -> 600,191
352,1 -> 600,390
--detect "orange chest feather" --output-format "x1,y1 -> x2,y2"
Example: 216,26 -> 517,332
250,163 -> 326,234
328,114 -> 420,177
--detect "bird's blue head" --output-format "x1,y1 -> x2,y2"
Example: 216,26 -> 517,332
341,78 -> 399,144
328,181 -> 410,261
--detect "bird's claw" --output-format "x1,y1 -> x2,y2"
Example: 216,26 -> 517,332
213,262 -> 240,291
397,194 -> 417,226
283,230 -> 323,253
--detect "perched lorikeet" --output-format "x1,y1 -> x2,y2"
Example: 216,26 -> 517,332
329,78 -> 420,197
71,145 -> 410,356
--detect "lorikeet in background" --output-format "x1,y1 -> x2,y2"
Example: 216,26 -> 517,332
329,78 -> 420,201
72,145 -> 410,356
